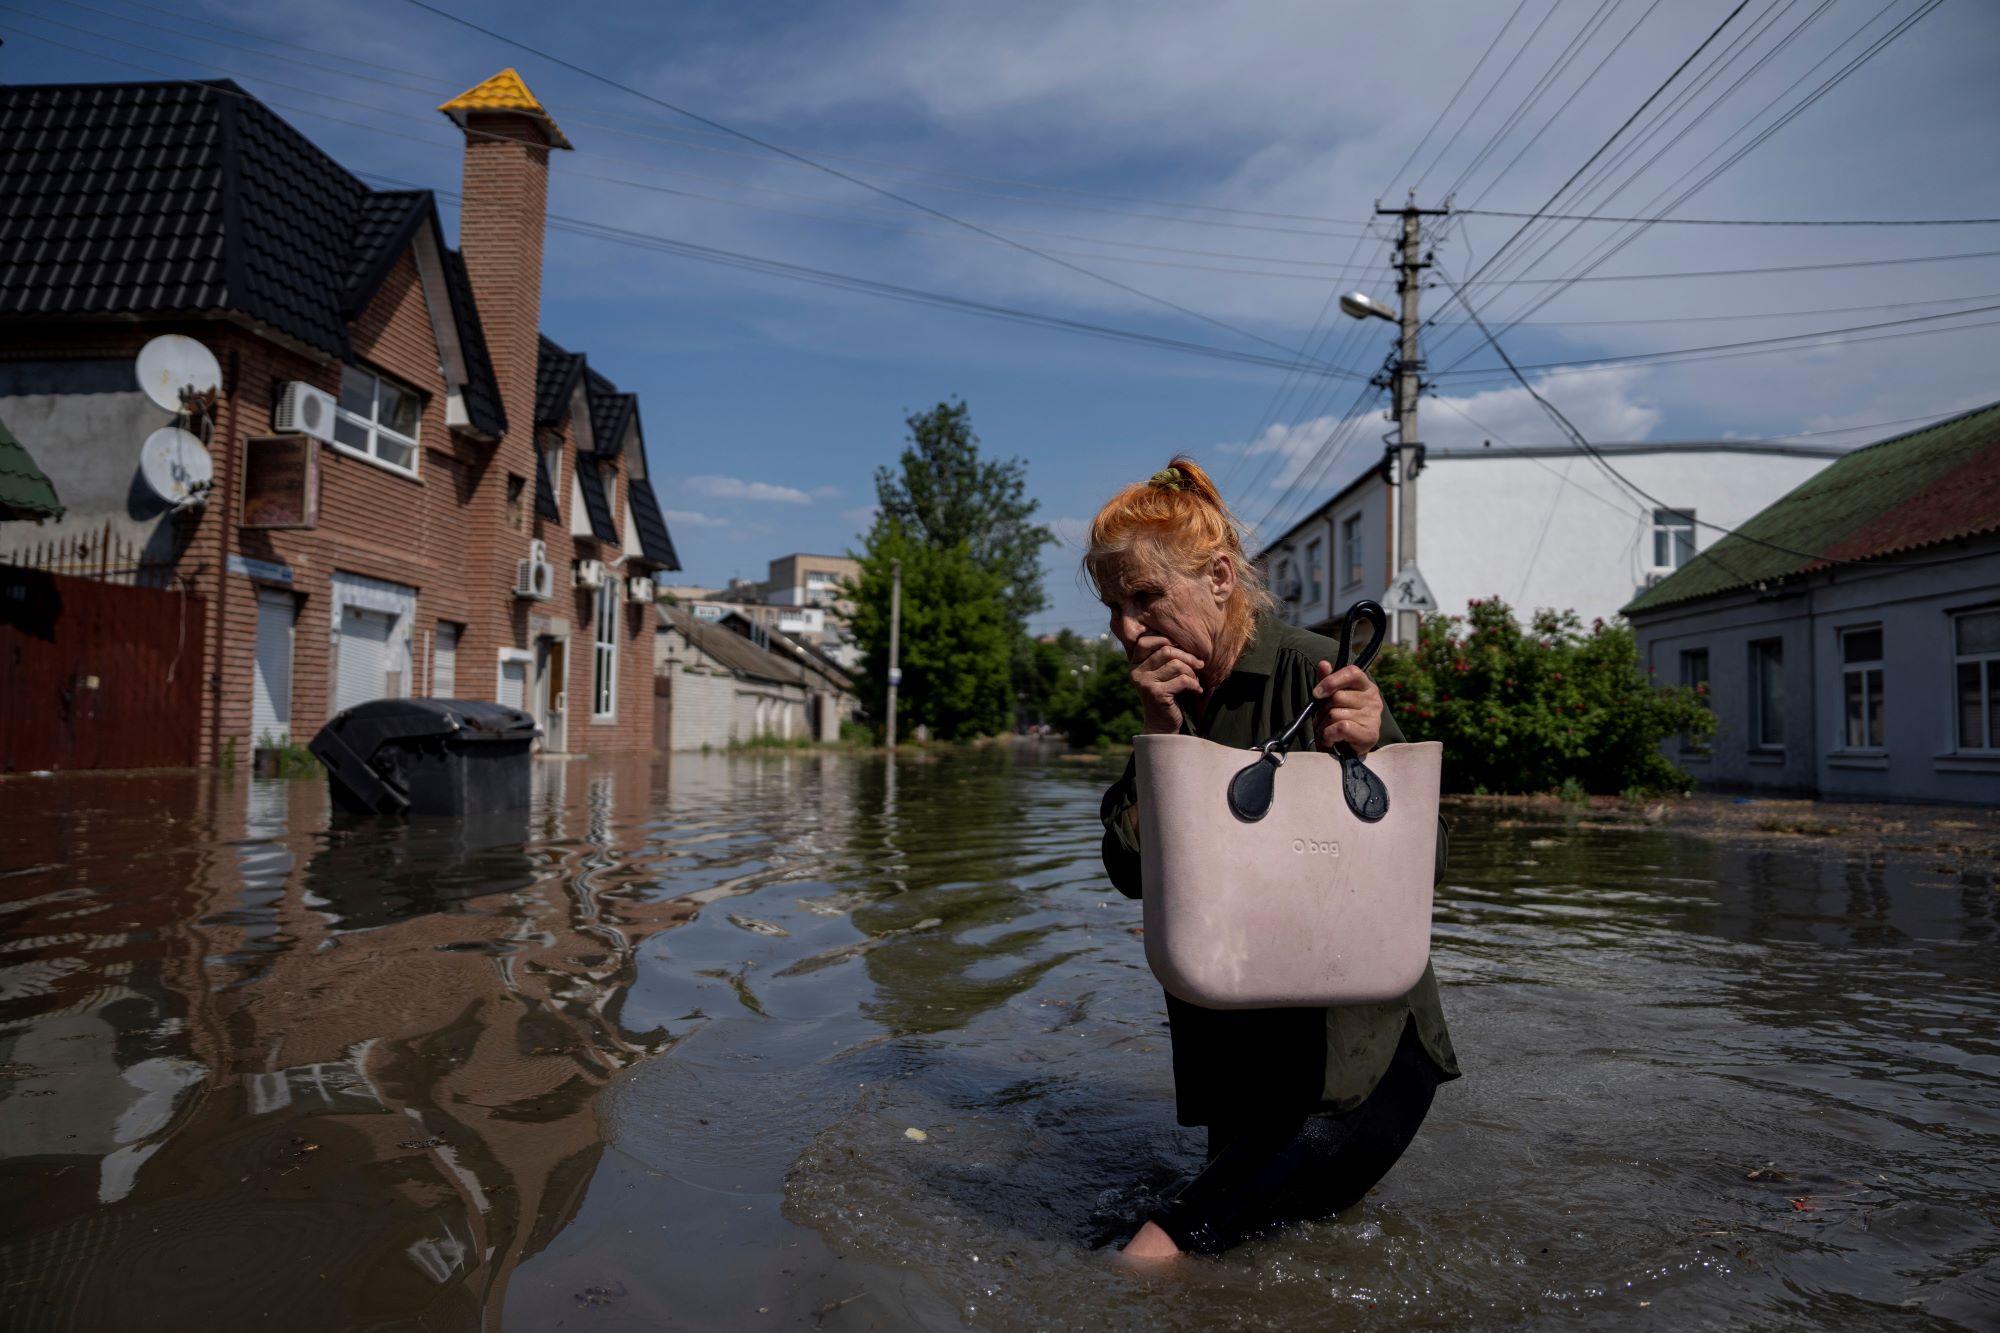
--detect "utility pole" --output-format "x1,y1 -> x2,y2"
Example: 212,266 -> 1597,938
1374,198 -> 1449,646
885,558 -> 902,748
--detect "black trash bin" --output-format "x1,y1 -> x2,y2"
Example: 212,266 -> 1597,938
310,699 -> 540,817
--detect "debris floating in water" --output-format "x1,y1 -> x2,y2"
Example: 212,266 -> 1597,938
904,1128 -> 928,1142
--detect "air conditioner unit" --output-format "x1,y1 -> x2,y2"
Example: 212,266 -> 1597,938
625,575 -> 655,604
574,559 -> 606,590
1642,570 -> 1668,588
516,543 -> 554,600
273,381 -> 339,443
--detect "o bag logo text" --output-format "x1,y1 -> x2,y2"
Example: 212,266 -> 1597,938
1291,837 -> 1341,856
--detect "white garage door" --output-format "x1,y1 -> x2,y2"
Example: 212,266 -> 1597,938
335,607 -> 395,713
252,590 -> 294,745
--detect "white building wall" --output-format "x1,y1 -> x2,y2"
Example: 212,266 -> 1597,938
1418,447 -> 1835,625
1264,445 -> 1841,632
665,669 -> 734,751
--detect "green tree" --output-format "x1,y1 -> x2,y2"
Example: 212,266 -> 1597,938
848,522 -> 1015,742
1370,597 -> 1714,795
874,400 -> 1052,628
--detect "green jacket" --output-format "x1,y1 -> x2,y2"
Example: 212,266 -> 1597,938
1101,611 -> 1461,1125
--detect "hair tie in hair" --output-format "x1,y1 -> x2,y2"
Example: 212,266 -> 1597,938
1150,467 -> 1184,492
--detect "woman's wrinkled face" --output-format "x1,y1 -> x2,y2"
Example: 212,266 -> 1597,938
1099,550 -> 1232,664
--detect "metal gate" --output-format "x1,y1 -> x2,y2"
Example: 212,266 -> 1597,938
0,565 -> 206,771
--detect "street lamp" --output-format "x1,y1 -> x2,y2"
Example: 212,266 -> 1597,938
1339,291 -> 1397,323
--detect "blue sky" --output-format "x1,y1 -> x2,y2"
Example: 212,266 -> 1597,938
7,0 -> 1999,635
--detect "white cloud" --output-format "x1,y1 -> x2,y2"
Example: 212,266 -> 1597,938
685,476 -> 814,504
811,485 -> 842,500
665,509 -> 729,529
1426,366 -> 1661,450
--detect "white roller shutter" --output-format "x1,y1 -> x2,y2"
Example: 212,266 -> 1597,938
498,656 -> 527,708
432,622 -> 458,698
335,607 -> 393,713
252,590 -> 294,744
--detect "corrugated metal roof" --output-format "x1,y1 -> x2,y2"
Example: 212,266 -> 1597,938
0,415 -> 63,520
1623,401 -> 2000,615
574,455 -> 618,544
658,603 -> 808,687
625,472 -> 680,571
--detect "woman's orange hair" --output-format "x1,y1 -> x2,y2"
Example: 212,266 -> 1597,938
1084,456 -> 1275,649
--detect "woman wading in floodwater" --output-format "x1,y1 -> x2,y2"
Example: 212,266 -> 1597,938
1090,458 -> 1460,1258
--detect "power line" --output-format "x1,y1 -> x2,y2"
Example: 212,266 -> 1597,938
1432,264 -> 1986,574
1433,0 -> 1938,371
1457,207 -> 2000,226
396,0 -> 1315,363
63,0 -> 1387,235
1461,246 -> 2000,284
1431,300 -> 2000,381
1380,0 -> 1534,195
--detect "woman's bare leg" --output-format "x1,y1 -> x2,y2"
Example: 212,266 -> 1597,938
1122,1220 -> 1182,1259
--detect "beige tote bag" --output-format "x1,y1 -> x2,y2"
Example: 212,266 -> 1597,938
1134,601 -> 1442,1009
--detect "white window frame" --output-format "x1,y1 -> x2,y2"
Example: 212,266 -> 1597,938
332,365 -> 422,477
1651,508 -> 1697,571
1340,512 -> 1364,589
592,582 -> 618,719
1952,607 -> 2000,753
1837,625 -> 1885,752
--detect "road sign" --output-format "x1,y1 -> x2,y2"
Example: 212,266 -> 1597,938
1380,565 -> 1438,615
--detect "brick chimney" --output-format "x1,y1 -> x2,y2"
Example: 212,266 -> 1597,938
439,68 -> 571,445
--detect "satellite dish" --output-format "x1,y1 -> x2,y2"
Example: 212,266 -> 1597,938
139,426 -> 214,506
135,334 -> 222,411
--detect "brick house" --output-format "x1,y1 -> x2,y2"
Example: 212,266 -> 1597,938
0,72 -> 677,766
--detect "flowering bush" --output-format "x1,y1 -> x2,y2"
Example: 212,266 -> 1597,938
1369,597 -> 1714,795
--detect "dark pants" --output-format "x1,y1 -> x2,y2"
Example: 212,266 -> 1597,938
1149,1018 -> 1441,1255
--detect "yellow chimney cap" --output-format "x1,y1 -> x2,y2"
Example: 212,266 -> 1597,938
439,68 -> 573,150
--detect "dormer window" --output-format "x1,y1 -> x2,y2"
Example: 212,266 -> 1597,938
334,366 -> 421,475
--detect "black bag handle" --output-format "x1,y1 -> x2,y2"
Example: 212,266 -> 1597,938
1227,600 -> 1391,824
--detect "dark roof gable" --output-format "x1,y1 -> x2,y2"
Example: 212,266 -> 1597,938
1624,401 -> 2000,615
0,79 -> 504,437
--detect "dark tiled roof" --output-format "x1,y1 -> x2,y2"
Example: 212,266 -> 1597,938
439,246 -> 505,437
535,335 -> 585,426
573,455 -> 618,543
625,470 -> 680,570
1624,401 -> 2000,615
584,367 -> 636,456
0,79 -> 503,435
0,414 -> 63,520
534,449 -> 560,523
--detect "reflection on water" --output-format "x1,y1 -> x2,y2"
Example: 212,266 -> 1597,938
1,751 -> 1996,1330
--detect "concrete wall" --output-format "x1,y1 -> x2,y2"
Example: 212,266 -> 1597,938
1632,539 -> 2000,804
0,360 -> 182,562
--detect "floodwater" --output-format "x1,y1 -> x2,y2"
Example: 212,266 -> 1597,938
2,751 -> 1996,1331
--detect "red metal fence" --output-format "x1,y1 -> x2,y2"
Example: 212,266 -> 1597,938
1,563 -> 206,771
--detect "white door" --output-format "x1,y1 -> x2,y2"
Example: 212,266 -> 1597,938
335,607 -> 395,713
432,622 -> 458,698
252,590 -> 294,745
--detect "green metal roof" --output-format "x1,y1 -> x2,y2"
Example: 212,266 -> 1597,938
1623,400 -> 2000,616
0,415 -> 63,521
